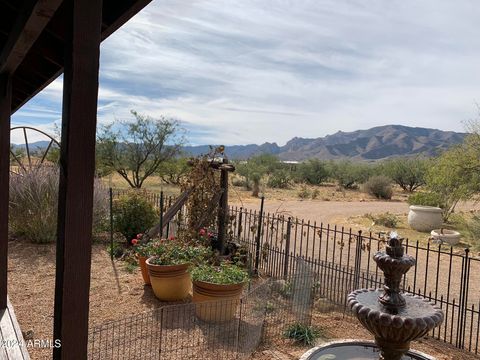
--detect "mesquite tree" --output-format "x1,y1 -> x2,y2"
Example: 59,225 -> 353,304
97,111 -> 184,188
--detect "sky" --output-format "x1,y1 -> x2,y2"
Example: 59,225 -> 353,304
10,0 -> 480,146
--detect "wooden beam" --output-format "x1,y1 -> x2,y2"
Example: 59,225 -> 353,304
0,75 -> 11,310
0,0 -> 63,75
52,0 -> 102,358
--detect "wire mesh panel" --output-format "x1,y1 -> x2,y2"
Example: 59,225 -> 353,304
88,281 -> 271,360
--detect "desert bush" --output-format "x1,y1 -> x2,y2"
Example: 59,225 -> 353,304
297,185 -> 311,199
365,212 -> 399,228
362,175 -> 393,199
113,192 -> 158,245
267,169 -> 292,189
9,167 -> 108,243
407,192 -> 446,209
467,215 -> 480,243
231,176 -> 248,188
330,161 -> 374,189
311,188 -> 320,199
236,154 -> 281,196
296,159 -> 330,185
382,157 -> 429,192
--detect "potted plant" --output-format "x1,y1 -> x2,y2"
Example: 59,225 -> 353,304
132,234 -> 157,285
191,263 -> 249,322
146,241 -> 210,301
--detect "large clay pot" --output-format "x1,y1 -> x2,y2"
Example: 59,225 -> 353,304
407,205 -> 443,232
146,258 -> 191,301
192,281 -> 244,322
138,256 -> 150,285
431,229 -> 461,246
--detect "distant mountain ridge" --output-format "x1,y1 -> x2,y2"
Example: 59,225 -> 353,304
183,125 -> 467,161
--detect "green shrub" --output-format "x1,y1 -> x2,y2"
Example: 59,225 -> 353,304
284,323 -> 321,346
113,192 -> 158,244
191,263 -> 249,285
330,161 -> 374,189
407,192 -> 446,208
382,157 -> 428,192
365,212 -> 399,228
467,215 -> 480,243
363,176 -> 393,199
296,159 -> 330,185
9,167 -> 108,243
311,188 -> 320,200
267,169 -> 292,189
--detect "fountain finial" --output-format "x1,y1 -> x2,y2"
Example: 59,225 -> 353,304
374,232 -> 415,313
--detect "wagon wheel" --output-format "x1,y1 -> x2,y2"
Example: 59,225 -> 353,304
10,126 -> 61,174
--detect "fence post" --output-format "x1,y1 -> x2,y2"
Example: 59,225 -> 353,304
109,187 -> 114,260
353,230 -> 363,290
159,190 -> 164,238
283,217 -> 292,280
237,207 -> 243,239
456,248 -> 470,349
254,196 -> 265,274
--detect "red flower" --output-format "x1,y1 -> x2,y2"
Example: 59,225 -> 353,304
208,232 -> 214,238
131,239 -> 138,245
136,233 -> 143,239
169,235 -> 175,241
199,228 -> 206,236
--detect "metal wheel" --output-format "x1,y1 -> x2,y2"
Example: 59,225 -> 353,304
10,126 -> 60,174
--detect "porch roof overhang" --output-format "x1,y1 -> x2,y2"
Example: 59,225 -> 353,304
0,0 -> 153,113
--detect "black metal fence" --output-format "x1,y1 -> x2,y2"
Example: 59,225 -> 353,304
228,205 -> 480,355
109,189 -> 480,355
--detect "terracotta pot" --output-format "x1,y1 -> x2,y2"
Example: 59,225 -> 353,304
192,280 -> 244,322
138,256 -> 150,285
407,205 -> 443,232
146,258 -> 191,301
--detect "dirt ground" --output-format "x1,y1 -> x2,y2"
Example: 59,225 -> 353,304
7,238 -> 480,359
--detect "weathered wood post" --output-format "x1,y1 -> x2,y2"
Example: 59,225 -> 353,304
53,0 -> 103,358
0,75 -> 11,310
217,158 -> 229,254
254,196 -> 265,274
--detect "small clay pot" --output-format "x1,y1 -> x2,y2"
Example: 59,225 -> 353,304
137,256 -> 150,285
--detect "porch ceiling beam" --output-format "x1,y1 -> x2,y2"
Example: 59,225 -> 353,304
0,0 -> 63,75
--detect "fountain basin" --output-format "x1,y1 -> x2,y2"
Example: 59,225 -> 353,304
300,340 -> 435,360
348,289 -> 443,346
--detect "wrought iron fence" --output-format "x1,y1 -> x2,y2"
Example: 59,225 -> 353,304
107,188 -> 480,354
228,205 -> 480,355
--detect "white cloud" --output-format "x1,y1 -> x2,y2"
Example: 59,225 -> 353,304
11,0 -> 480,145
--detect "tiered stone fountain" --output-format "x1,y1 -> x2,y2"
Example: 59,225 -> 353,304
300,233 -> 444,360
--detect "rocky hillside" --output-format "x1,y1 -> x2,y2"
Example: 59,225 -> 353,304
184,125 -> 466,161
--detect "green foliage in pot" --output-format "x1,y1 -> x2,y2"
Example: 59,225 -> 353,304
112,192 -> 157,245
148,241 -> 212,266
191,263 -> 249,285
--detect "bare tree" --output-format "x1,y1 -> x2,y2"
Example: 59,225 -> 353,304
97,110 -> 184,188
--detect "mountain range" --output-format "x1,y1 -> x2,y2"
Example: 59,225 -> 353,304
12,125 -> 466,161
183,125 -> 466,161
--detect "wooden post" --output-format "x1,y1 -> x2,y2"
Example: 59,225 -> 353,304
0,75 -> 11,310
217,160 -> 229,254
53,0 -> 103,358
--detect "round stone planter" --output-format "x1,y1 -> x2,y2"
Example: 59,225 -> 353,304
192,280 -> 244,322
407,205 -> 443,232
146,259 -> 191,301
431,229 -> 460,246
137,255 -> 150,285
